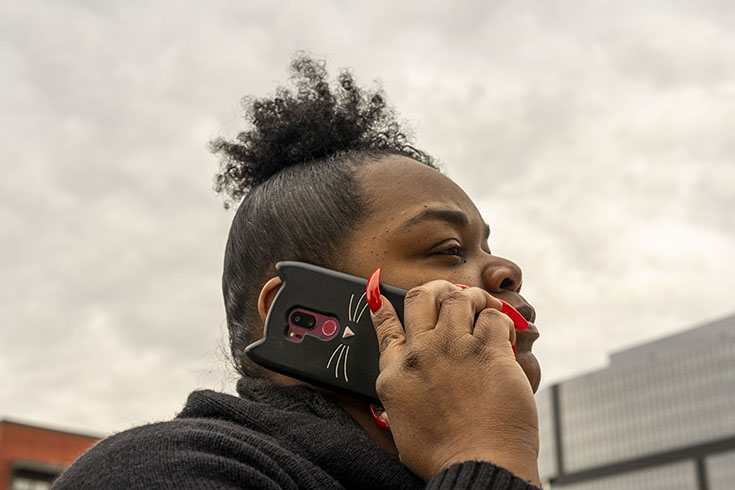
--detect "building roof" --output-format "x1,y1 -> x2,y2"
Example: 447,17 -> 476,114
609,314 -> 735,367
0,418 -> 104,441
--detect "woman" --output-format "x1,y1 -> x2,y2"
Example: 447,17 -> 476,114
53,55 -> 542,489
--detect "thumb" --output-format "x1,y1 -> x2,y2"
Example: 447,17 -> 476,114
367,268 -> 405,370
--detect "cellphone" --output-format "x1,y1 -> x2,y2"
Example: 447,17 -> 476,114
245,261 -> 406,403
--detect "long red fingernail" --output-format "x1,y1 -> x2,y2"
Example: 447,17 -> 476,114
499,300 -> 528,331
370,404 -> 390,431
512,344 -> 517,358
453,283 -> 468,289
367,268 -> 382,313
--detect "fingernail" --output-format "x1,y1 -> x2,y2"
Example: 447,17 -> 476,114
370,403 -> 390,431
367,268 -> 382,313
453,283 -> 468,289
512,344 -> 517,358
499,300 -> 528,331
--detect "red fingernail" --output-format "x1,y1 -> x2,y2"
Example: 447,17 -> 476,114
499,300 -> 528,331
367,268 -> 382,313
370,404 -> 390,431
512,344 -> 517,358
453,283 -> 468,289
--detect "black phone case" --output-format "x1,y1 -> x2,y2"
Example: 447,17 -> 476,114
245,261 -> 406,403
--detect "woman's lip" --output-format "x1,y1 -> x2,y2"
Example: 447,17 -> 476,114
499,299 -> 529,331
523,322 -> 539,339
516,322 -> 539,350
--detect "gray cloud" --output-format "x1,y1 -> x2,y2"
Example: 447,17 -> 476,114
1,0 -> 733,434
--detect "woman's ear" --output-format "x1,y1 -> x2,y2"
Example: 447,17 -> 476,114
257,276 -> 283,322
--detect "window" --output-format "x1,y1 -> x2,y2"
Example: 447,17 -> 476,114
10,469 -> 57,490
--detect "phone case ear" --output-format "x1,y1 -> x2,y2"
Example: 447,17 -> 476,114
274,261 -> 307,287
245,261 -> 405,403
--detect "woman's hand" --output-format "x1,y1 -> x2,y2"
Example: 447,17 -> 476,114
369,278 -> 540,485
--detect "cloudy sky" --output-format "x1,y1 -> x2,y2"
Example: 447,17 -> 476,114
2,0 -> 733,436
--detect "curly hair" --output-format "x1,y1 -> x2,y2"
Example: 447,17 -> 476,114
210,54 -> 437,377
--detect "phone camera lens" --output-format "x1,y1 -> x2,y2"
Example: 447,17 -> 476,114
291,311 -> 317,329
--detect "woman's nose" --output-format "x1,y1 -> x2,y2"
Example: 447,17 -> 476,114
483,256 -> 523,293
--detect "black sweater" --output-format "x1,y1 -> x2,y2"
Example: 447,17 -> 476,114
53,378 -> 539,489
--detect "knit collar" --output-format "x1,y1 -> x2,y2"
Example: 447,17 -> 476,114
181,377 -> 424,490
235,375 -> 359,427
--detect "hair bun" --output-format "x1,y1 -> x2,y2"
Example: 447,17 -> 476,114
210,53 -> 432,205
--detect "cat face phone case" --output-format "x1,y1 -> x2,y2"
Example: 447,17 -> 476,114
245,261 -> 406,403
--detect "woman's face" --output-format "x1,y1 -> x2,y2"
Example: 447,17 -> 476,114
341,155 -> 541,392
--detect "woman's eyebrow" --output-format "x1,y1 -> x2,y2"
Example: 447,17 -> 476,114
399,209 -> 491,240
400,209 -> 469,228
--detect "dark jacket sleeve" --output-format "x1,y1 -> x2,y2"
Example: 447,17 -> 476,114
427,461 -> 541,490
51,420 -> 310,490
53,419 -> 539,490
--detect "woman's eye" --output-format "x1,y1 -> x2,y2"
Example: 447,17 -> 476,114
436,246 -> 464,257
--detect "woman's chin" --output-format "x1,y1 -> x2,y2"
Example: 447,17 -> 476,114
517,351 -> 541,393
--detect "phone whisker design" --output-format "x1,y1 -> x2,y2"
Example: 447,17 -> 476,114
245,261 -> 406,403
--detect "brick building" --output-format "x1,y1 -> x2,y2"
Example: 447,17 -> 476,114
0,419 -> 100,490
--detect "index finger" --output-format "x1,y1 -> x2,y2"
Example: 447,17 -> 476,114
402,280 -> 458,339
